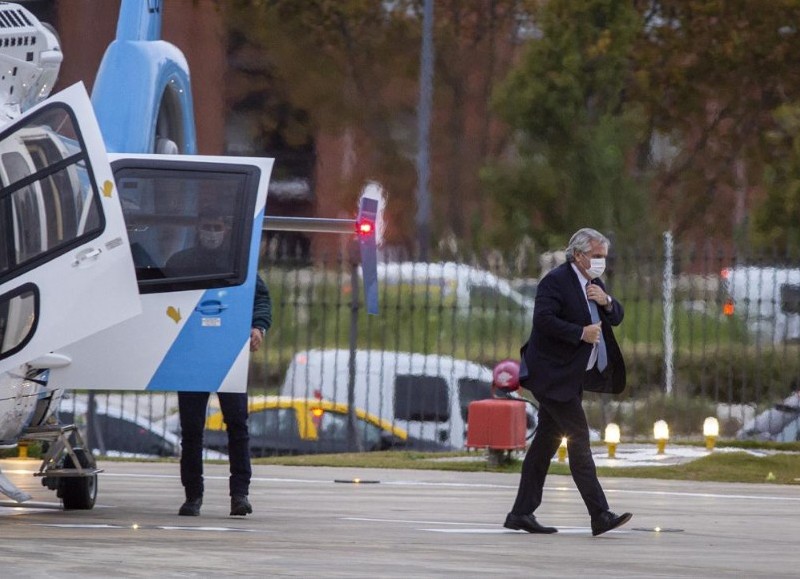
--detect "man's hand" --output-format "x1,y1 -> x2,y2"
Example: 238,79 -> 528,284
581,322 -> 602,344
586,284 -> 609,306
249,328 -> 264,352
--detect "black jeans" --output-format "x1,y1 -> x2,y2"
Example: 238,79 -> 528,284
178,391 -> 251,499
510,393 -> 609,519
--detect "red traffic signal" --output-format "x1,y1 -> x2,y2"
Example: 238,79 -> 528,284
357,219 -> 374,236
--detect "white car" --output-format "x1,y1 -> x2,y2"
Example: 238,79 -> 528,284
736,391 -> 800,442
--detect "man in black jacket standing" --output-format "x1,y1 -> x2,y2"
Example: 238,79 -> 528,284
169,211 -> 273,517
504,228 -> 631,537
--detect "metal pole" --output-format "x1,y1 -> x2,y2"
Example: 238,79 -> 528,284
663,231 -> 675,396
347,239 -> 363,452
415,0 -> 434,260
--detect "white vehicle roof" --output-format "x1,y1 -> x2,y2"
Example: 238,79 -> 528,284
285,348 -> 492,383
376,261 -> 534,311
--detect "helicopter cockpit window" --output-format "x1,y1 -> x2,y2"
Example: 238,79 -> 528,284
0,104 -> 103,282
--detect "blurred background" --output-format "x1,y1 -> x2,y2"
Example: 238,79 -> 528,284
24,0 -> 800,452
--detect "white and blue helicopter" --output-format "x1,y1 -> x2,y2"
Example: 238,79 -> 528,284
0,0 -> 379,509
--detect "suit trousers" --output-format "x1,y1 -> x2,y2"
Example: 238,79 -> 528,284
511,391 -> 609,519
178,391 -> 252,499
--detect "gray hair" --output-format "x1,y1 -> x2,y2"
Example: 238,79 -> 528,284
565,228 -> 610,262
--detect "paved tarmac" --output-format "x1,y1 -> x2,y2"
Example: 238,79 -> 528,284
0,457 -> 798,578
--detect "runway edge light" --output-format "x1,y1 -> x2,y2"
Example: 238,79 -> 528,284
654,420 -> 669,455
604,423 -> 620,459
703,416 -> 719,451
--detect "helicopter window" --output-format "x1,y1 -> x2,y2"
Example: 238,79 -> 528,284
114,162 -> 260,293
0,284 -> 38,360
0,103 -> 103,281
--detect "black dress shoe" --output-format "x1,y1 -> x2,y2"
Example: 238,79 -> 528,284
178,497 -> 202,516
591,511 -> 632,536
230,494 -> 252,516
504,513 -> 557,534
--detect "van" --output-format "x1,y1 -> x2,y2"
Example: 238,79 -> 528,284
721,266 -> 800,344
279,349 -> 534,449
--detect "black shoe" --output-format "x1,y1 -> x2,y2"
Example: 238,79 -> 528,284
178,497 -> 202,516
230,495 -> 252,516
591,511 -> 632,536
503,513 -> 557,534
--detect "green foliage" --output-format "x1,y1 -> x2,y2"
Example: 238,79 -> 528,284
486,0 -> 651,249
752,104 -> 800,253
631,0 -> 800,244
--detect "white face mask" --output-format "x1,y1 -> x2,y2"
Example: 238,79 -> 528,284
199,229 -> 225,250
586,258 -> 606,279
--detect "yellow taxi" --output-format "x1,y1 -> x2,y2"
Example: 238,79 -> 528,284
204,396 -> 445,456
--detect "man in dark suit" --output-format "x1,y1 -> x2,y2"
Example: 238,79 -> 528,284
504,228 -> 632,537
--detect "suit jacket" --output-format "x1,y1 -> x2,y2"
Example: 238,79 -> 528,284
520,262 -> 626,401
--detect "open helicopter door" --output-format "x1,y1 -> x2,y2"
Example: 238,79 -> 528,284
0,83 -> 140,375
45,154 -> 272,392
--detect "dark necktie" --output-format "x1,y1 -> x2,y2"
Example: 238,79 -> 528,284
587,283 -> 608,371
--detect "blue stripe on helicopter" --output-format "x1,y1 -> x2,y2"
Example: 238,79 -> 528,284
145,207 -> 264,391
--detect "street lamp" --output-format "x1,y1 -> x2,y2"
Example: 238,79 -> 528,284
654,420 -> 669,455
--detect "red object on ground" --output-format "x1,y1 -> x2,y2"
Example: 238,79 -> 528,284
466,399 -> 527,450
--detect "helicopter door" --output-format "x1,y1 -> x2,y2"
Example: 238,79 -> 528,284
46,154 -> 272,392
0,84 -> 140,375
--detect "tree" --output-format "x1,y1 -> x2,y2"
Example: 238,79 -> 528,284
224,0 -> 531,251
631,0 -> 800,252
486,0 -> 650,250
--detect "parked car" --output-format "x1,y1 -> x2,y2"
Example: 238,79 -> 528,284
736,391 -> 800,442
280,349 -> 537,450
58,399 -> 180,458
204,397 -> 449,456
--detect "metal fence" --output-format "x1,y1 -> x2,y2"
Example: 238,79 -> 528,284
63,234 -> 800,457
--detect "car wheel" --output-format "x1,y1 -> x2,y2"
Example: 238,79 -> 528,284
58,448 -> 98,510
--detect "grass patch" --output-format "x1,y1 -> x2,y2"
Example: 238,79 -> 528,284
251,448 -> 800,484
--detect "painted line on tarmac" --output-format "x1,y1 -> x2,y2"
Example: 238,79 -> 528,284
343,516 -> 494,526
345,518 -> 624,536
0,506 -> 55,516
34,523 -> 265,533
603,488 -> 800,502
422,527 -> 606,535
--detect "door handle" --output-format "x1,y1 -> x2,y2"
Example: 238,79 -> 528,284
195,300 -> 228,316
72,247 -> 102,267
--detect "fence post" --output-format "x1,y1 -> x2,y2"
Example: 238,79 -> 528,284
663,231 -> 675,396
347,239 -> 363,452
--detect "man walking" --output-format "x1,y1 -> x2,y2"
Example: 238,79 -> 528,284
505,227 -> 631,536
